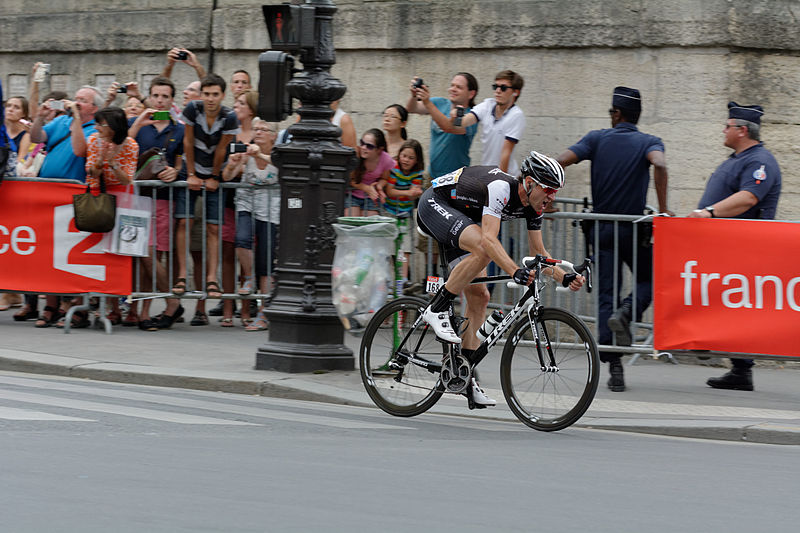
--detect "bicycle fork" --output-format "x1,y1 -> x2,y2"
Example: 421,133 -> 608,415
529,307 -> 559,372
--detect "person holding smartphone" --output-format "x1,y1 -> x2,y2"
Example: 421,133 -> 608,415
127,76 -> 186,330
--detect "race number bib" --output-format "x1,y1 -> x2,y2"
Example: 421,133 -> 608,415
431,168 -> 463,189
426,276 -> 444,293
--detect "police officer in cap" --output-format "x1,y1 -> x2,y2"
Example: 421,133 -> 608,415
558,86 -> 672,392
688,101 -> 782,391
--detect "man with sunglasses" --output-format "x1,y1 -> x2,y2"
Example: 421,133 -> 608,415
451,70 -> 526,175
687,102 -> 781,392
556,86 -> 672,393
417,151 -> 585,407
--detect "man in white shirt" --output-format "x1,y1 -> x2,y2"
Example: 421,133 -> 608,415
424,70 -> 526,174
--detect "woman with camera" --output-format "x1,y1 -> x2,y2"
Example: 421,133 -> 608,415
222,117 -> 279,331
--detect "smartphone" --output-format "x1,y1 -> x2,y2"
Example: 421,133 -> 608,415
453,106 -> 465,126
34,63 -> 50,83
413,78 -> 424,89
50,100 -> 65,111
229,142 -> 248,154
151,111 -> 170,120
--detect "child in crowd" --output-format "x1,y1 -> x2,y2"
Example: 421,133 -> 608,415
383,139 -> 425,284
346,128 -> 393,217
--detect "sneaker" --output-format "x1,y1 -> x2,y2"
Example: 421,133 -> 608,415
607,306 -> 632,346
468,378 -> 496,407
607,358 -> 626,392
208,300 -> 225,317
422,305 -> 461,344
707,368 -> 753,391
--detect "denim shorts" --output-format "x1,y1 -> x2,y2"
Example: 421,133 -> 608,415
174,186 -> 224,224
345,194 -> 380,212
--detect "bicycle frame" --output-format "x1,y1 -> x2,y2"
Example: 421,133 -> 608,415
389,261 -> 557,386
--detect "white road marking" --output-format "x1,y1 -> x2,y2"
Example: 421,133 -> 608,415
0,406 -> 94,422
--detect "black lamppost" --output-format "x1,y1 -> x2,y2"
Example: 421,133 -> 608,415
255,0 -> 358,372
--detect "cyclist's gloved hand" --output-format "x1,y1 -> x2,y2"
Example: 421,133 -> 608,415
513,268 -> 533,286
562,273 -> 577,288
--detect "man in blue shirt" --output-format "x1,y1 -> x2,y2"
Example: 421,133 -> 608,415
406,73 -> 479,178
30,86 -> 102,182
557,86 -> 672,392
128,76 -> 186,330
688,101 -> 782,391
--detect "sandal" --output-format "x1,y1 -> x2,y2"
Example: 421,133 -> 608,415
220,317 -> 234,327
171,277 -> 187,296
238,277 -> 254,296
14,305 -> 39,322
245,314 -> 268,331
34,306 -> 64,328
151,305 -> 185,330
56,311 -> 91,329
190,310 -> 209,326
205,280 -> 223,299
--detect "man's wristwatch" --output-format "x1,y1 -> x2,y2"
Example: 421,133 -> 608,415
704,206 -> 716,218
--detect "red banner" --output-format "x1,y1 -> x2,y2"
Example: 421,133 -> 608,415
653,217 -> 800,357
0,180 -> 132,295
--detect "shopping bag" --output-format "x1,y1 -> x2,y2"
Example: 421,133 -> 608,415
102,185 -> 153,257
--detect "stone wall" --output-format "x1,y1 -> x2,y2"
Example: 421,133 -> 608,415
2,0 -> 799,217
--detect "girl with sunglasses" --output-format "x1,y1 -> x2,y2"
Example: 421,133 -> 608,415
346,128 -> 393,217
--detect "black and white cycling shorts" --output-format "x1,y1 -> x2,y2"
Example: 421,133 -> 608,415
416,187 -> 477,264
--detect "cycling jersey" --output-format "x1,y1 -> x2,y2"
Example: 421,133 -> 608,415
418,165 -> 543,263
430,165 -> 543,230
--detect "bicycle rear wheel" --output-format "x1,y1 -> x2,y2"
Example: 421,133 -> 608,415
359,296 -> 444,417
500,307 -> 599,431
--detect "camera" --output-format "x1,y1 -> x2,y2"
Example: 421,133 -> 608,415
116,86 -> 127,93
151,111 -> 170,121
50,100 -> 64,111
413,78 -> 424,89
453,106 -> 465,126
176,50 -> 189,60
229,142 -> 248,154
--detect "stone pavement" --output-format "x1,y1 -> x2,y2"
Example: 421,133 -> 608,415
1,305 -> 798,444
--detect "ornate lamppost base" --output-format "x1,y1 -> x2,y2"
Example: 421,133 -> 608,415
255,311 -> 354,373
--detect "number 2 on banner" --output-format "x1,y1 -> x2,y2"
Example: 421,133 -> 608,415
426,276 -> 444,294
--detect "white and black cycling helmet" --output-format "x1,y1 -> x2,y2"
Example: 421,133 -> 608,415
519,150 -> 565,193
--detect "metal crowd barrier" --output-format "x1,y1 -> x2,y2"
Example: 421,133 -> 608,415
410,197 -> 660,359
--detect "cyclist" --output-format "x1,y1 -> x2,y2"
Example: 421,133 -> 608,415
416,151 -> 585,406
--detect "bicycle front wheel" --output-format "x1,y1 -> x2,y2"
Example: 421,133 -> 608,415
500,307 -> 599,431
359,296 -> 444,417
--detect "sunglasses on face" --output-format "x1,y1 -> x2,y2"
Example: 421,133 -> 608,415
542,186 -> 558,195
359,139 -> 376,150
492,83 -> 512,92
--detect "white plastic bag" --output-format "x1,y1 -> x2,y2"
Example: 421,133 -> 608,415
101,186 -> 153,257
331,218 -> 398,329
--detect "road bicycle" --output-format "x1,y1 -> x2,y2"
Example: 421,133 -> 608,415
359,254 -> 600,432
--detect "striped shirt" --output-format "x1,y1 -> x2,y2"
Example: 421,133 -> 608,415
385,168 -> 423,216
181,100 -> 240,178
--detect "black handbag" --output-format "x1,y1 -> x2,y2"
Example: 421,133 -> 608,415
73,173 -> 117,233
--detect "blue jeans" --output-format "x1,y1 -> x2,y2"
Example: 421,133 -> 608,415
235,211 -> 278,277
174,186 -> 224,224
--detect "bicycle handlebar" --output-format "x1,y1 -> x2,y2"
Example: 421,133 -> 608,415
521,255 -> 591,275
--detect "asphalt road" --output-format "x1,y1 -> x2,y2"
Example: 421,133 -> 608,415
0,372 -> 796,533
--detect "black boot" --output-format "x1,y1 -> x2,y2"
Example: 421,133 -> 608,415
607,303 -> 632,346
707,368 -> 753,391
607,358 -> 625,392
